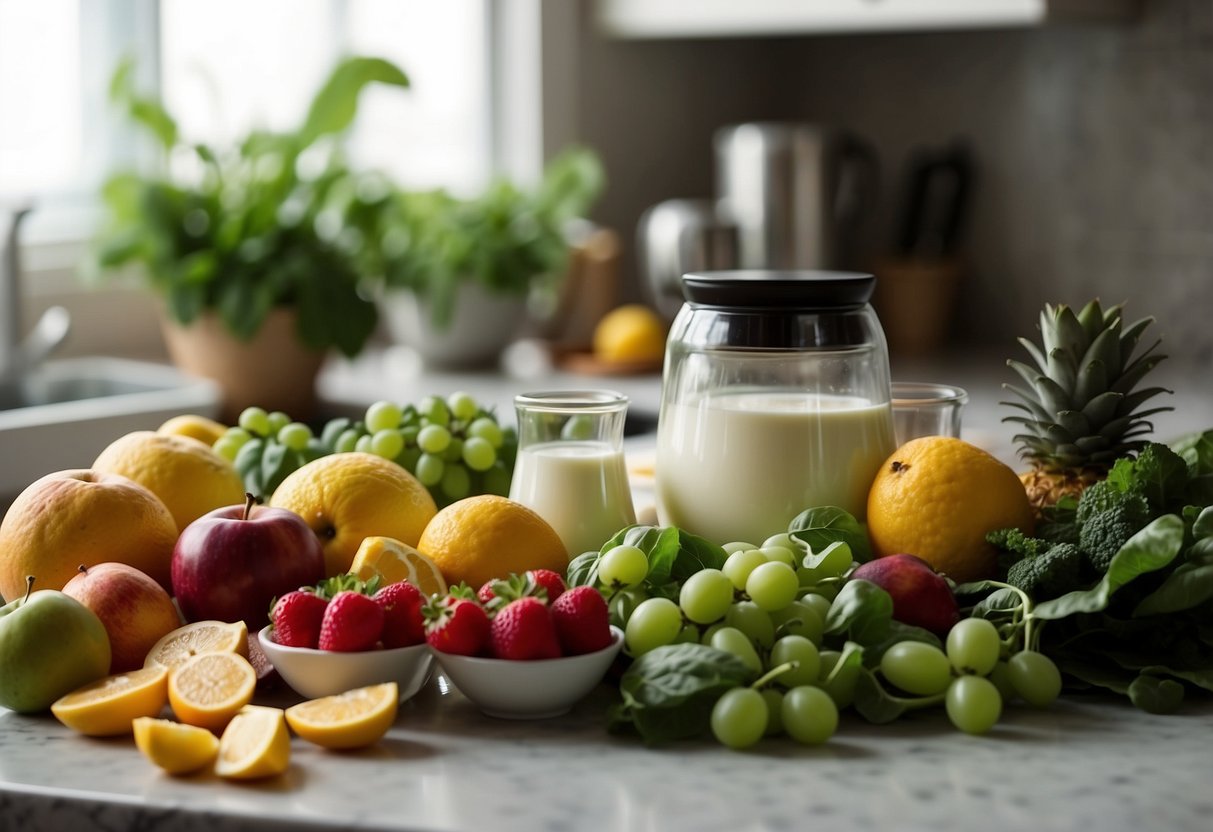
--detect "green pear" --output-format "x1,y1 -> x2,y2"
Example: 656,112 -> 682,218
0,577 -> 111,713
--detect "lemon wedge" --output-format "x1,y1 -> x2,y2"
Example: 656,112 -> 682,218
351,536 -> 447,597
133,717 -> 219,775
215,705 -> 290,780
144,620 -> 248,672
51,666 -> 168,737
285,683 -> 399,750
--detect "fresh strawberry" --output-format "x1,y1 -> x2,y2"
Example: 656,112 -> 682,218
270,590 -> 329,649
527,569 -> 566,603
318,590 -> 385,652
550,585 -> 613,655
477,580 -> 498,606
424,596 -> 490,656
490,596 -> 561,660
375,581 -> 425,648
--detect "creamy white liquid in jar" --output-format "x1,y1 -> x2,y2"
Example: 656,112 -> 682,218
509,440 -> 637,557
655,391 -> 895,546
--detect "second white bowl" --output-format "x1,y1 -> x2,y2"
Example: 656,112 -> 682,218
257,626 -> 433,702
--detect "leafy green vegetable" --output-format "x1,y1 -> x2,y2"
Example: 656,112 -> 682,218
572,525 -> 728,592
788,506 -> 872,563
824,580 -> 893,644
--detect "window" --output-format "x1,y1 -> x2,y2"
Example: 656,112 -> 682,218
0,0 -> 494,241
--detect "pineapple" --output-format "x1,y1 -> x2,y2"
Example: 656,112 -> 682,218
1004,300 -> 1172,512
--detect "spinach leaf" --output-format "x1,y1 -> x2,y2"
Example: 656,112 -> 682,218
852,668 -> 945,724
1171,429 -> 1213,476
824,580 -> 893,644
596,525 -> 727,588
1192,506 -> 1213,541
1108,443 -> 1188,512
1128,673 -> 1185,714
788,507 -> 872,562
1132,561 -> 1213,617
566,551 -> 600,588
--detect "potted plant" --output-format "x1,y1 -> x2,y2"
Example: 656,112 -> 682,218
342,148 -> 605,369
86,56 -> 410,419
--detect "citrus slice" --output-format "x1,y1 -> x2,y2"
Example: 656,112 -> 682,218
168,652 -> 256,731
215,705 -> 291,780
284,683 -> 399,750
133,717 -> 220,775
144,620 -> 249,671
50,666 -> 169,737
351,536 -> 448,597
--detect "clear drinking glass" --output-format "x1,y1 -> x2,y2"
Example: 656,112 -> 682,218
890,382 -> 968,445
509,390 -> 637,557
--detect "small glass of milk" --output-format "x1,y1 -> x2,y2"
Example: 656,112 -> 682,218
509,390 -> 637,558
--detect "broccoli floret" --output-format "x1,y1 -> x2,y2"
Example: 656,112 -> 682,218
1079,504 -> 1149,573
987,527 -> 1052,561
1076,479 -> 1149,525
1005,543 -> 1085,600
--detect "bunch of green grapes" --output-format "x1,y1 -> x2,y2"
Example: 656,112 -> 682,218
213,407 -> 327,498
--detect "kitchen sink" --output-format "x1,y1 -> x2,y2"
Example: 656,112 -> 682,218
0,357 -> 221,501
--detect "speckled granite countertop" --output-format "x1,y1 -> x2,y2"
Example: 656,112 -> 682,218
2,678 -> 1212,832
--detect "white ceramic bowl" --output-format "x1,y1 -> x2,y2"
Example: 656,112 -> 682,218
432,626 -> 624,719
257,626 -> 433,702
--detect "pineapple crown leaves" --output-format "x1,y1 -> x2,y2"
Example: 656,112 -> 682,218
1001,299 -> 1174,469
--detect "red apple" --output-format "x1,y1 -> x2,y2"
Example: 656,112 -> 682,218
850,554 -> 959,636
62,563 -> 182,673
171,495 -> 326,630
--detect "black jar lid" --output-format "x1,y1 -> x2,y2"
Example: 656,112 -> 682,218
681,270 -> 875,310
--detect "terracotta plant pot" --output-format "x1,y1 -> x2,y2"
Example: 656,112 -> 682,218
161,308 -> 326,423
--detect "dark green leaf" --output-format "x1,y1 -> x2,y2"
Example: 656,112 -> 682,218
566,551 -> 600,588
600,526 -> 680,587
788,506 -> 872,563
1132,562 -> 1213,617
1127,673 -> 1185,714
1171,429 -> 1213,476
823,580 -> 893,644
669,530 -> 728,583
1192,506 -> 1213,541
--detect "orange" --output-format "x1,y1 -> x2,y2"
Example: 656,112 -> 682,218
866,437 -> 1035,582
593,304 -> 666,364
157,414 -> 228,447
92,431 -> 245,532
50,666 -> 168,737
0,469 -> 178,599
144,620 -> 249,672
270,452 -> 437,577
133,717 -> 220,775
350,536 -> 447,597
417,495 -> 569,588
284,683 -> 398,750
168,651 -> 256,731
215,705 -> 290,780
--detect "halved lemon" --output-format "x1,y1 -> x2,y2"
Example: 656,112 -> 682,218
144,620 -> 249,671
350,536 -> 447,597
133,717 -> 219,775
215,705 -> 290,780
51,666 -> 169,737
284,682 -> 399,750
168,652 -> 256,731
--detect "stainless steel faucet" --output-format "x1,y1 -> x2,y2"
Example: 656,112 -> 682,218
1,205 -> 71,385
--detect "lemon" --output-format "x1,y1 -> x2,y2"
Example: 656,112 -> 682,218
285,683 -> 399,750
157,414 -> 228,447
167,652 -> 256,731
133,717 -> 220,775
593,304 -> 666,364
866,437 -> 1035,582
350,537 -> 448,597
51,666 -> 169,737
417,495 -> 568,588
215,705 -> 290,780
92,431 -> 246,532
271,452 -> 438,577
144,620 -> 249,672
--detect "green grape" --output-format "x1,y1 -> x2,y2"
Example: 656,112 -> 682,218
462,437 -> 496,471
365,401 -> 403,433
782,685 -> 838,745
440,464 -> 471,501
769,600 -> 825,645
988,660 -> 1017,702
468,417 -> 504,448
401,424 -> 420,445
238,406 -> 271,436
442,437 -> 464,463
398,446 -> 422,473
808,541 -> 853,577
335,428 -> 361,454
725,601 -> 775,649
447,391 -> 479,421
761,532 -> 801,552
370,429 -> 405,460
222,426 -> 252,447
419,396 -> 450,427
817,650 -> 859,709
418,424 -> 452,454
319,417 -> 351,449
673,623 -> 701,644
212,436 -> 242,462
805,582 -> 839,602
760,688 -> 785,736
946,618 -> 1002,676
800,593 -> 833,627
355,435 -> 374,454
482,462 -> 512,496
1007,651 -> 1062,708
709,627 -> 762,675
745,561 -> 799,611
770,635 -> 821,687
679,568 -> 734,624
560,414 -> 594,441
277,422 -> 313,451
414,453 -> 445,487
722,541 -> 757,555
266,411 -> 291,434
710,687 -> 768,750
625,598 -> 683,656
758,545 -> 797,567
946,675 -> 1002,735
598,544 -> 649,588
880,641 -> 953,696
723,549 -> 768,590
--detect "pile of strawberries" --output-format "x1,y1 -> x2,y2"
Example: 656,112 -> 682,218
426,569 -> 614,660
269,569 -> 614,660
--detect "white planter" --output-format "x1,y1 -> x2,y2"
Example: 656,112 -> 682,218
380,282 -> 529,370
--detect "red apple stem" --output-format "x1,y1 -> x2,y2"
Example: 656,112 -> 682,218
243,492 -> 256,521
78,564 -> 89,575
23,575 -> 34,604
